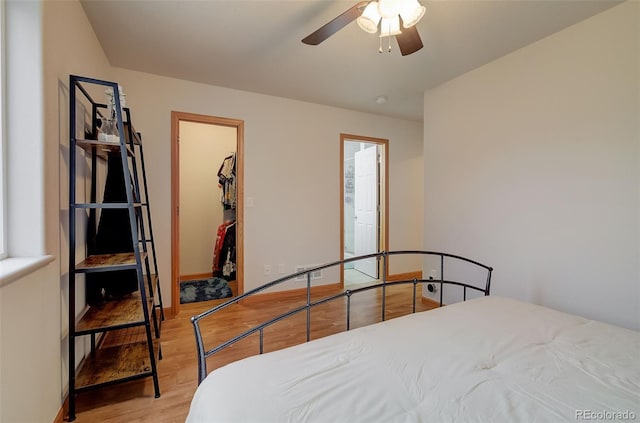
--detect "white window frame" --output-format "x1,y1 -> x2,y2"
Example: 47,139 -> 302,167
0,0 -> 6,260
0,1 -> 52,285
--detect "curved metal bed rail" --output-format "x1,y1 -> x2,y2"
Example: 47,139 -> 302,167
191,250 -> 493,384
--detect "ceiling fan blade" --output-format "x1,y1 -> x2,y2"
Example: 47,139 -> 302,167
395,25 -> 423,56
302,1 -> 369,45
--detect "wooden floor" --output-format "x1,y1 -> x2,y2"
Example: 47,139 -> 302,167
71,283 -> 437,422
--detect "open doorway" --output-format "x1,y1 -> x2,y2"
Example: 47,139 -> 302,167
171,112 -> 244,314
340,134 -> 388,288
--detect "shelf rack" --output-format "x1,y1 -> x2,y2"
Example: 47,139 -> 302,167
67,75 -> 164,421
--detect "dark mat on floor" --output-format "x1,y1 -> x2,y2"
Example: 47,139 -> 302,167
180,277 -> 233,304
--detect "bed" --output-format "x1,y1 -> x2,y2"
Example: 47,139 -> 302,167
187,251 -> 640,422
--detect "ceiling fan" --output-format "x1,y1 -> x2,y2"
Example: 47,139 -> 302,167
302,0 -> 426,56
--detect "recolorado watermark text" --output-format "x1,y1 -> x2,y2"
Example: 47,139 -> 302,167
576,410 -> 636,420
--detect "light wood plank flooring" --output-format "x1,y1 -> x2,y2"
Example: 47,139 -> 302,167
71,283 -> 436,422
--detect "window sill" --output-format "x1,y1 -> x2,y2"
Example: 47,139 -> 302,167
0,255 -> 54,287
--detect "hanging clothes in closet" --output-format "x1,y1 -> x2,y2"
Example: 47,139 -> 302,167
217,153 -> 236,210
212,152 -> 237,280
212,221 -> 236,280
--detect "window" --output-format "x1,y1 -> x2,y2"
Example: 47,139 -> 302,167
0,0 -> 52,284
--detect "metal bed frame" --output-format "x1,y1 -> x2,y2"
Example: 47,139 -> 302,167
191,250 -> 493,384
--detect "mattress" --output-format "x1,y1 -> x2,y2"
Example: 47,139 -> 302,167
186,296 -> 640,422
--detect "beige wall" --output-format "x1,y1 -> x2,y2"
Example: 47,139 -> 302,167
1,264 -> 60,423
423,1 -> 639,330
1,0 -> 113,422
112,68 -> 424,294
179,121 -> 236,276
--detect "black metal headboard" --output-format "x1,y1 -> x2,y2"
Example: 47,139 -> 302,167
191,250 -> 493,384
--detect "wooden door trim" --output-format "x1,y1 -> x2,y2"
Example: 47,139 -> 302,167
339,133 -> 389,288
171,111 -> 244,315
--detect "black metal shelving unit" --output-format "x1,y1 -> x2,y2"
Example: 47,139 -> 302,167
67,75 -> 164,421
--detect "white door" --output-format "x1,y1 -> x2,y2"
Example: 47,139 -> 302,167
354,145 -> 379,278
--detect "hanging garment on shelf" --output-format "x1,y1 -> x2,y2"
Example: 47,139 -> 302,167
217,153 -> 236,210
86,152 -> 139,305
220,222 -> 236,280
212,220 -> 235,277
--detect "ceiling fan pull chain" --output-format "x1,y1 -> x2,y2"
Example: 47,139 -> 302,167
388,35 -> 392,53
379,36 -> 383,54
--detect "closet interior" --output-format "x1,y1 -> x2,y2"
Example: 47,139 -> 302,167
177,120 -> 238,304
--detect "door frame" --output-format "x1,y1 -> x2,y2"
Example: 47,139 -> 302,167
340,133 -> 389,286
171,111 -> 244,315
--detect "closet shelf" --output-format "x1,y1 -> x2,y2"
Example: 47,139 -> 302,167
75,252 -> 148,273
75,338 -> 160,391
75,291 -> 153,335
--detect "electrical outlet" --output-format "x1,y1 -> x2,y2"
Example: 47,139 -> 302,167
264,265 -> 271,276
278,264 -> 285,274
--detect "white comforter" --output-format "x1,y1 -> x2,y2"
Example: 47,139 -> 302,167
187,296 -> 640,422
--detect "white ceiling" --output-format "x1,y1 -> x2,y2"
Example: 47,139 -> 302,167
81,0 -> 621,122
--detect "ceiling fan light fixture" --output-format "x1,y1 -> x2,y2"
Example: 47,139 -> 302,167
379,15 -> 402,38
377,0 -> 402,19
357,1 -> 381,34
399,0 -> 426,28
301,0 -> 423,56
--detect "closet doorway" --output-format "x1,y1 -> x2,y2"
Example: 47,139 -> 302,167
340,133 -> 388,288
171,111 -> 244,314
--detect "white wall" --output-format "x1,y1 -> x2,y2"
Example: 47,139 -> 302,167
112,68 -> 424,295
179,121 -> 236,276
423,1 -> 639,330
